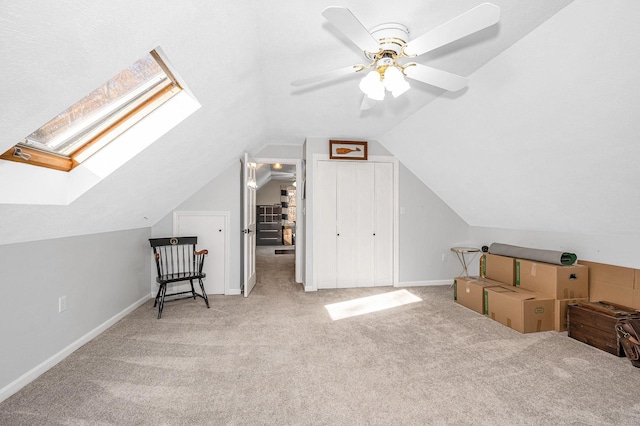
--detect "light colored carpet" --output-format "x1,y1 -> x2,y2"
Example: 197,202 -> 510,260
2,246 -> 640,425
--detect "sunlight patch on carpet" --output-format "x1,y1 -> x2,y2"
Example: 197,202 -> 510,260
325,290 -> 423,321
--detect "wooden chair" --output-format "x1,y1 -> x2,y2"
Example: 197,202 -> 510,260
149,236 -> 210,319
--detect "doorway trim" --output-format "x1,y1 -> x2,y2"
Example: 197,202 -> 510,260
253,157 -> 304,285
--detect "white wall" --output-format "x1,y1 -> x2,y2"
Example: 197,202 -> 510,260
470,226 -> 640,270
0,228 -> 151,402
151,161 -> 242,294
254,143 -> 303,159
257,180 -> 290,206
398,163 -> 472,283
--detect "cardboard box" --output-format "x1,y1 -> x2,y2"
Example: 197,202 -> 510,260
516,260 -> 588,299
481,253 -> 516,285
484,285 -> 554,333
580,260 -> 638,309
454,276 -> 502,315
555,298 -> 588,332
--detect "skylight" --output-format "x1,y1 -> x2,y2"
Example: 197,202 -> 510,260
2,50 -> 181,171
0,47 -> 201,205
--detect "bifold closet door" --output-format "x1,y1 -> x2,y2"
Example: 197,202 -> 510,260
374,162 -> 393,286
336,162 -> 375,288
316,160 -> 338,288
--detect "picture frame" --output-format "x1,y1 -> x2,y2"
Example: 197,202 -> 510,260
329,140 -> 368,161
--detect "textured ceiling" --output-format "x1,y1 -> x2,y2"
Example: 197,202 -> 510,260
380,0 -> 640,237
0,0 -> 581,244
255,0 -> 575,144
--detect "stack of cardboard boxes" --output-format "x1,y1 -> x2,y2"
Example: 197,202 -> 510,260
454,253 -> 589,333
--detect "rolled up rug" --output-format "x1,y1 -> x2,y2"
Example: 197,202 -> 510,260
488,242 -> 577,266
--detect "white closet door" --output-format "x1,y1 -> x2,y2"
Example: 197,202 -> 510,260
374,162 -> 394,286
336,162 -> 375,288
174,212 -> 227,294
316,161 -> 338,289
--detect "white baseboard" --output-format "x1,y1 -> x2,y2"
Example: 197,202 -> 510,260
0,294 -> 151,404
398,279 -> 454,287
226,289 -> 241,295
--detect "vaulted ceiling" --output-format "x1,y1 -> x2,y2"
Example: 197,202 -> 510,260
2,0 -> 637,246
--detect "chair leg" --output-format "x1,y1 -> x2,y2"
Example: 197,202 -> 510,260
199,278 -> 210,308
189,279 -> 197,299
157,284 -> 167,319
153,285 -> 162,308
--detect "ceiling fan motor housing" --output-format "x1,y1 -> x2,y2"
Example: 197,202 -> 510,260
366,23 -> 409,59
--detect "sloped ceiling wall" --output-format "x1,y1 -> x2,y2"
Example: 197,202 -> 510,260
0,0 -> 593,246
0,1 -> 269,244
380,0 -> 640,237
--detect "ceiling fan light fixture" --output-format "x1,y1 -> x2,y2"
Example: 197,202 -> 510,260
383,66 -> 402,87
358,70 -> 378,92
359,70 -> 385,100
360,65 -> 409,100
390,77 -> 410,98
367,87 -> 385,101
383,66 -> 410,98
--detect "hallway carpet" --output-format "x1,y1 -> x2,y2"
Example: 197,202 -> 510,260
1,247 -> 640,425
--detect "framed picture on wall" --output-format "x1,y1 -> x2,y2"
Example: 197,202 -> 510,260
329,140 -> 368,160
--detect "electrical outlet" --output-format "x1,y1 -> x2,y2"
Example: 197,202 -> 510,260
58,296 -> 67,313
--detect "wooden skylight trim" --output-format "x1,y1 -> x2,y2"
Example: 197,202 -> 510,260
1,49 -> 182,172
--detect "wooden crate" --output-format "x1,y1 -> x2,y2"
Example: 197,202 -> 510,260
568,301 -> 640,356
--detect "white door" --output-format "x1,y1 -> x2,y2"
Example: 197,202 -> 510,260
242,153 -> 257,297
316,161 -> 338,288
174,212 -> 228,294
315,159 -> 395,290
336,162 -> 375,288
374,163 -> 394,286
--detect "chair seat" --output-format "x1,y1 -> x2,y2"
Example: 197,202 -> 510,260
157,272 -> 206,284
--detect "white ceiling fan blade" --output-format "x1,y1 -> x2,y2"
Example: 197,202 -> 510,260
291,65 -> 361,87
404,3 -> 500,57
404,64 -> 467,92
322,7 -> 380,54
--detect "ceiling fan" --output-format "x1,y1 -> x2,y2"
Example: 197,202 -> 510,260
291,3 -> 500,109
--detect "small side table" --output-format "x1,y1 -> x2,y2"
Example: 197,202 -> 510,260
450,247 -> 481,277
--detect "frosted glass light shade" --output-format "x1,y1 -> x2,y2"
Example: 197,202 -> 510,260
384,66 -> 410,98
391,79 -> 410,98
383,67 -> 402,90
359,71 -> 385,101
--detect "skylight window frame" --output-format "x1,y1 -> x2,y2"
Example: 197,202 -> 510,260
1,50 -> 182,172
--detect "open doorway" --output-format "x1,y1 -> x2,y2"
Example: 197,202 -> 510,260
253,158 -> 304,286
